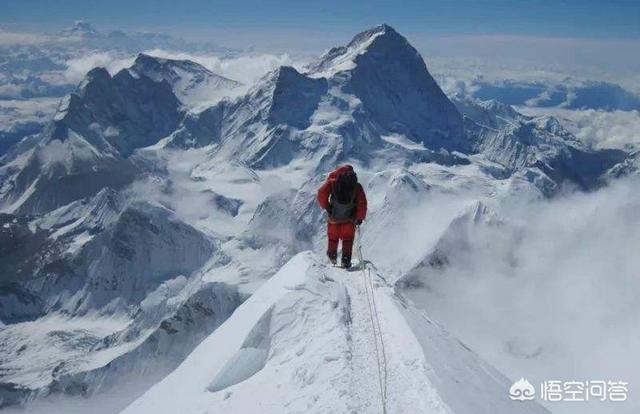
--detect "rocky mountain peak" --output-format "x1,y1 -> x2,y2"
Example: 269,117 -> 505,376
310,24 -> 468,152
130,53 -> 240,106
307,24 -> 406,76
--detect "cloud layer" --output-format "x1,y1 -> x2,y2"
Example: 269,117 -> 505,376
61,49 -> 300,87
63,53 -> 135,84
404,176 -> 640,414
140,49 -> 300,84
519,107 -> 640,150
0,29 -> 50,46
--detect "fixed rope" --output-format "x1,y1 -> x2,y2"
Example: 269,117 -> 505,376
354,225 -> 388,414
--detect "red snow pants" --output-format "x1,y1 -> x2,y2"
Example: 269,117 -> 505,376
327,221 -> 356,258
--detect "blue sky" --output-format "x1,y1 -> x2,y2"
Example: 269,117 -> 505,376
2,0 -> 639,72
3,0 -> 639,40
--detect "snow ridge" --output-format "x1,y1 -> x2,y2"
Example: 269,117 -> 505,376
123,252 -> 549,414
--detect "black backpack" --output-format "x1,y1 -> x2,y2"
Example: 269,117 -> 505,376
330,169 -> 358,219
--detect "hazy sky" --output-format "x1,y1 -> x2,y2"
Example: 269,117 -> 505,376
3,0 -> 639,40
2,0 -> 639,74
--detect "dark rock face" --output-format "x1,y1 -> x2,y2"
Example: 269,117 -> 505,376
268,66 -> 328,129
60,67 -> 183,157
130,53 -> 240,105
72,202 -> 215,311
347,26 -> 466,152
47,282 -> 243,409
0,64 -> 184,215
0,214 -> 53,322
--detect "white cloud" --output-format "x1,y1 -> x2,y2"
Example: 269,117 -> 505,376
427,47 -> 640,100
519,107 -> 640,150
0,83 -> 24,99
141,49 -> 303,84
403,176 -> 640,414
0,29 -> 50,46
61,49 -> 303,88
0,97 -> 59,127
63,52 -> 135,84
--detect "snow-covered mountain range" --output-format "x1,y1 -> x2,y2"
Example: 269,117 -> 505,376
0,20 -> 243,163
0,24 -> 638,414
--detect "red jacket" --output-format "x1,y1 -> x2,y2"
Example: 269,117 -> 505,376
317,165 -> 367,223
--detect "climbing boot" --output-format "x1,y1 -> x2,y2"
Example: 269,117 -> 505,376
327,251 -> 337,265
341,255 -> 352,270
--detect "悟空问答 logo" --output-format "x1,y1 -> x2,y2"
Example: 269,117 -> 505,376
509,377 -> 536,401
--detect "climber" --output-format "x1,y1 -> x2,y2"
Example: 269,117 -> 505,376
317,165 -> 367,269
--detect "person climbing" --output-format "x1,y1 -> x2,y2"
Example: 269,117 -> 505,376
317,165 -> 367,269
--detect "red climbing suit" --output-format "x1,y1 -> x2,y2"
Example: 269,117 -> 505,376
317,165 -> 367,259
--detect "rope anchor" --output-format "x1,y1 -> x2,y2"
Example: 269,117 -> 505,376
354,225 -> 388,414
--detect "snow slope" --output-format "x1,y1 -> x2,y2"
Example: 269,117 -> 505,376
130,54 -> 242,108
123,252 -> 549,414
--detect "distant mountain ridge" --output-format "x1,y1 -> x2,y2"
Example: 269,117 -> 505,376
53,20 -> 240,54
1,25 -> 633,216
0,53 -> 246,215
131,53 -> 242,106
169,24 -> 627,188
